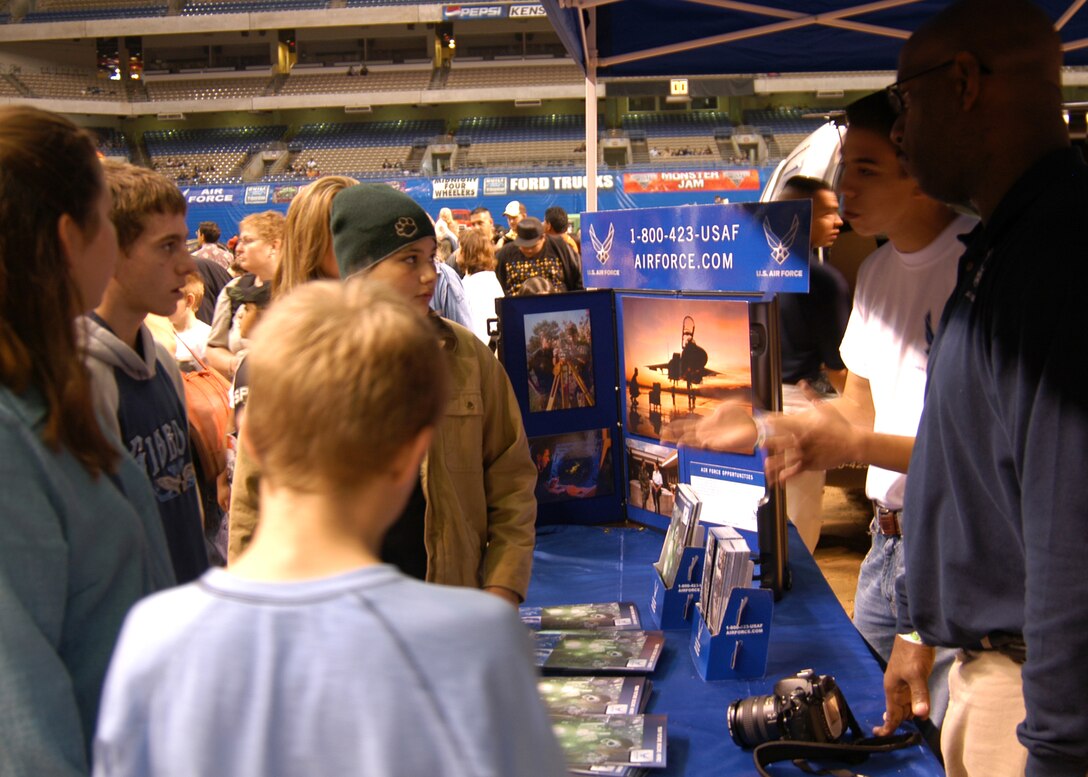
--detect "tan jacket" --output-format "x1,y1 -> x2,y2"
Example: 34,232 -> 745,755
228,317 -> 537,599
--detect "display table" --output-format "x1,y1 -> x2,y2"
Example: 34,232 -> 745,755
526,524 -> 944,776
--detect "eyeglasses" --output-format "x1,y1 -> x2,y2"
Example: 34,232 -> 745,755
885,59 -> 955,115
885,56 -> 993,115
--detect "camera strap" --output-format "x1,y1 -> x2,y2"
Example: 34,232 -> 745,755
750,700 -> 923,777
751,731 -> 923,777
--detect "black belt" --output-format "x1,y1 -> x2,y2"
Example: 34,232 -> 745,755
872,502 -> 902,537
975,632 -> 1027,664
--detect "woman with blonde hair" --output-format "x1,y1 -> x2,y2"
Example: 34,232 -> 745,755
225,175 -> 356,555
0,105 -> 173,773
206,210 -> 285,378
273,175 -> 358,297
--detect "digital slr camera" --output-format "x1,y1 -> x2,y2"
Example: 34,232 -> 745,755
727,669 -> 849,748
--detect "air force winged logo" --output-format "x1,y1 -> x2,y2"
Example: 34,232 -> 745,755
763,215 -> 801,266
589,223 -> 615,265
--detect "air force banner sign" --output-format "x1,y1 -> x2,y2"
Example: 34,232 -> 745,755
580,201 -> 812,293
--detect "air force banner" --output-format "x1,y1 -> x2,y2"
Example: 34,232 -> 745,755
580,201 -> 812,293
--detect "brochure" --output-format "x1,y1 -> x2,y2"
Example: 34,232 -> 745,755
551,714 -> 668,770
537,676 -> 651,717
533,630 -> 666,674
521,602 -> 642,631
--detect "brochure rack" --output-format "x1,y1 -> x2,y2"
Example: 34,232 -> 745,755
689,586 -> 773,681
649,545 -> 705,630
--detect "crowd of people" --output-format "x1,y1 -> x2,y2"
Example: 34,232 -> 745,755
425,199 -> 585,345
1,2 -> 1085,775
0,104 -> 565,777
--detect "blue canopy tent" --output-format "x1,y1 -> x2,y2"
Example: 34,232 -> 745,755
541,0 -> 1088,209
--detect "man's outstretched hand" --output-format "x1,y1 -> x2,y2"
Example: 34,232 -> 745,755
660,400 -> 758,453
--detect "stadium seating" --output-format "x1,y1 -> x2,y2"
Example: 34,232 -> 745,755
278,68 -> 431,95
445,63 -> 584,90
619,113 -> 734,165
280,120 -> 444,177
144,125 -> 287,154
180,0 -> 326,14
90,126 -> 130,158
455,141 -> 583,172
342,0 -> 428,6
23,0 -> 167,22
455,114 -> 584,143
145,75 -> 273,102
294,119 -> 444,147
742,107 -> 828,135
451,115 -> 585,171
144,125 -> 287,183
644,138 -> 722,162
621,110 -> 734,136
0,0 -> 853,180
15,71 -> 125,101
0,76 -> 24,98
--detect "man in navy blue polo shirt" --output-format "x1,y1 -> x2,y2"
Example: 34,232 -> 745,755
874,2 -> 1088,776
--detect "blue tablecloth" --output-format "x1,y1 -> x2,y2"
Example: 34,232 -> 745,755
526,524 -> 944,776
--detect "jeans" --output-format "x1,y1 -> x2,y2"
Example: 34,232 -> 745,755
853,519 -> 953,727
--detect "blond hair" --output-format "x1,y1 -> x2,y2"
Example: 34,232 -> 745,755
274,175 -> 357,298
245,280 -> 448,493
238,210 -> 285,246
181,272 -> 205,310
102,160 -> 187,253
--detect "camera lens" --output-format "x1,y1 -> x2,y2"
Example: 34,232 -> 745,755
727,694 -> 784,748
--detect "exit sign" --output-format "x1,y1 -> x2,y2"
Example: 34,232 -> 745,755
669,78 -> 689,96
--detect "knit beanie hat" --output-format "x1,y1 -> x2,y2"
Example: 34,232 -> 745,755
330,183 -> 436,277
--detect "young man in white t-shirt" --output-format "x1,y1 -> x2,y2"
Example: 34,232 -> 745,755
93,281 -> 566,777
763,91 -> 977,732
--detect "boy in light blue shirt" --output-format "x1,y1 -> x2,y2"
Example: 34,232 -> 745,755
93,280 -> 566,777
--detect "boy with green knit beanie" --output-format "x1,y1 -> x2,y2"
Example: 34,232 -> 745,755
230,183 -> 537,606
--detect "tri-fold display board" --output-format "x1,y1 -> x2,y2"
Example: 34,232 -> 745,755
497,200 -> 812,598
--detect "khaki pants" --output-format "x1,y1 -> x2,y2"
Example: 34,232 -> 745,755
942,650 -> 1028,777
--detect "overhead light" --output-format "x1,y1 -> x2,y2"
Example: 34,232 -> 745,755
515,98 -> 541,107
816,89 -> 844,98
345,105 -> 372,113
664,95 -> 691,104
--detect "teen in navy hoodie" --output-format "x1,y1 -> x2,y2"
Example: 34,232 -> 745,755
82,161 -> 209,583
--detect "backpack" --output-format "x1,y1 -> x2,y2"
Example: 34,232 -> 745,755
181,362 -> 231,484
175,340 -> 232,565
